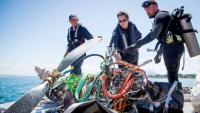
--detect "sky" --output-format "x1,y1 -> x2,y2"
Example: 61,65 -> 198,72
0,0 -> 200,76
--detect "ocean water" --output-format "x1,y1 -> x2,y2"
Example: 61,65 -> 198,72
0,75 -> 195,104
149,78 -> 195,87
0,75 -> 41,104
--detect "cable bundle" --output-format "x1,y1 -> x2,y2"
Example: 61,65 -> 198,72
101,61 -> 148,112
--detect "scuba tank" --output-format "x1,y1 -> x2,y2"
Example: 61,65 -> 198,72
172,6 -> 200,57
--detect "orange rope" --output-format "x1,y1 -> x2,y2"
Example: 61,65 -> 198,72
101,61 -> 148,112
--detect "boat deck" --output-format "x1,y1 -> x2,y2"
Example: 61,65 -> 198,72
0,99 -> 194,113
184,102 -> 193,113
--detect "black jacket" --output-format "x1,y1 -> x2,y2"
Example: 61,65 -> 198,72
67,24 -> 93,52
109,22 -> 142,55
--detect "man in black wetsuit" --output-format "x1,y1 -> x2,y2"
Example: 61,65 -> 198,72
126,0 -> 184,83
125,1 -> 185,112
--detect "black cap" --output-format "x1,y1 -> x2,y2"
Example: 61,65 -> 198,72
69,14 -> 78,20
142,0 -> 157,8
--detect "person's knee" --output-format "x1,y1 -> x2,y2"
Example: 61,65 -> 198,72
166,62 -> 179,72
166,63 -> 179,83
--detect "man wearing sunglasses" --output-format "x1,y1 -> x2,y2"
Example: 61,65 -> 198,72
63,14 -> 93,76
126,0 -> 184,84
109,11 -> 142,66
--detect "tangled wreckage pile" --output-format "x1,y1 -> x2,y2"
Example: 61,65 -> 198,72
43,53 -> 184,113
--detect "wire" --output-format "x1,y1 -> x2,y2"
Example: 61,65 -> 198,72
101,61 -> 148,112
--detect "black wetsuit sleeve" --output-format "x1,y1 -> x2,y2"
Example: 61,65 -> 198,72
134,23 -> 163,48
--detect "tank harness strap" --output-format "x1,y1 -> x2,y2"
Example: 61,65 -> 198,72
182,50 -> 185,70
182,29 -> 198,33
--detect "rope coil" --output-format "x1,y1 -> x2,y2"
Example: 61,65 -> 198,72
101,61 -> 148,112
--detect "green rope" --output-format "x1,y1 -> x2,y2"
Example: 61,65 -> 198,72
61,74 -> 80,95
75,68 -> 105,102
75,56 -> 110,102
75,73 -> 94,102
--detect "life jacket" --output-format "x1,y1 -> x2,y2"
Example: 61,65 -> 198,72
115,22 -> 141,55
67,24 -> 85,48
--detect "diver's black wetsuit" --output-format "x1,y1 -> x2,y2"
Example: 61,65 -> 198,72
132,11 -> 184,83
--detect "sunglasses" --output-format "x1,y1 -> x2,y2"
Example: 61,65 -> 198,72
142,1 -> 157,8
118,19 -> 127,23
70,18 -> 78,22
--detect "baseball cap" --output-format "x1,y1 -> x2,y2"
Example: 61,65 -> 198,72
142,0 -> 157,8
69,14 -> 78,20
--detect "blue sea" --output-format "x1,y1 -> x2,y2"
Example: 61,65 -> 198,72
0,75 -> 41,104
0,75 -> 195,104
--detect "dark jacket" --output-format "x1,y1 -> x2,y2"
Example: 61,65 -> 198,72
109,22 -> 142,55
67,24 -> 93,52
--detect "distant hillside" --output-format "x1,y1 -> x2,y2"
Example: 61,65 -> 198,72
145,70 -> 157,76
148,73 -> 196,78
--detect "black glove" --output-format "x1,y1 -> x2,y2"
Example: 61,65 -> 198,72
154,54 -> 161,64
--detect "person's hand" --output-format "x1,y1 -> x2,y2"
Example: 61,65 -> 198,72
113,51 -> 122,61
154,54 -> 161,64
